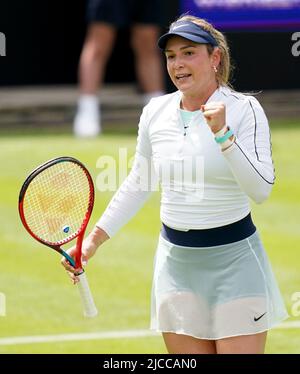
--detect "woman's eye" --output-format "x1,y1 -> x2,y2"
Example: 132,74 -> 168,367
185,51 -> 193,56
166,55 -> 174,60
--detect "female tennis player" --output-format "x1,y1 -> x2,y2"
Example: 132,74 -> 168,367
62,15 -> 288,354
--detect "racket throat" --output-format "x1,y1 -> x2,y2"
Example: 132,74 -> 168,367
59,249 -> 76,268
75,232 -> 85,269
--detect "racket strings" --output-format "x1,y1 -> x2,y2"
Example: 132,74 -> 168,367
23,162 -> 92,245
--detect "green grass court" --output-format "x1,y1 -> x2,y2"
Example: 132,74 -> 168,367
0,120 -> 299,353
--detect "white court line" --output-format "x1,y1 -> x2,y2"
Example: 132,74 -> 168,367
0,329 -> 159,346
0,321 -> 299,346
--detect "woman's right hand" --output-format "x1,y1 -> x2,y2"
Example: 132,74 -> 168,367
61,226 -> 109,284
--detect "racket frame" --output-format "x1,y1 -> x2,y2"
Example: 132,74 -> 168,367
18,156 -> 95,269
19,156 -> 98,317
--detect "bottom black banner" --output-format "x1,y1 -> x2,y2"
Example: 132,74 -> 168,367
0,354 -> 296,370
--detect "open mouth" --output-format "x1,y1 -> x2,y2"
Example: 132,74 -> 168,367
176,73 -> 192,81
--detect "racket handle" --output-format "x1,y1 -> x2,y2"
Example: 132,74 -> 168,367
77,272 -> 98,318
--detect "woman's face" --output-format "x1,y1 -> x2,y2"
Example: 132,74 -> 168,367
165,36 -> 220,97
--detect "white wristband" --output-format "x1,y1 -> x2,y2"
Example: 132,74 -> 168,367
220,136 -> 235,151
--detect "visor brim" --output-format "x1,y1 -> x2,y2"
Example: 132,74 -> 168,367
158,32 -> 215,50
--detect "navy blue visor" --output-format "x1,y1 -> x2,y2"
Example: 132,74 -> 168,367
158,20 -> 218,50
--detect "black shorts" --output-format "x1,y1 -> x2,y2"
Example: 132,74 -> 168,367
86,0 -> 163,27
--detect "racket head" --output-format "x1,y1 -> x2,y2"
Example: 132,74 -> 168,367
19,157 -> 94,267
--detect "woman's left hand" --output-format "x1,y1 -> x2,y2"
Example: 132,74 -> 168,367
201,102 -> 226,134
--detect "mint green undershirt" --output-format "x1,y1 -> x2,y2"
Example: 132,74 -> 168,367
180,109 -> 201,127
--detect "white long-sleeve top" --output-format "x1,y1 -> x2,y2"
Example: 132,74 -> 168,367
97,86 -> 275,237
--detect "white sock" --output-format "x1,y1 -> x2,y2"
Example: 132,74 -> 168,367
74,94 -> 101,137
143,91 -> 165,105
77,94 -> 100,115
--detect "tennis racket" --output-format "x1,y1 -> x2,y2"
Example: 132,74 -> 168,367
18,156 -> 98,318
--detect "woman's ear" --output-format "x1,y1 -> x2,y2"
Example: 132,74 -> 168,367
211,47 -> 221,68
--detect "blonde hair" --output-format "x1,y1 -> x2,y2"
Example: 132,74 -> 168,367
171,15 -> 233,87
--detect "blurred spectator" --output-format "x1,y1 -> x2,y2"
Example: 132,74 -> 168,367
74,0 -> 165,137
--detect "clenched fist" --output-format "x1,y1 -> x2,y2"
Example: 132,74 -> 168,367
201,102 -> 226,134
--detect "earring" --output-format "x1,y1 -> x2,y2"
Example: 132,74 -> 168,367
213,66 -> 218,73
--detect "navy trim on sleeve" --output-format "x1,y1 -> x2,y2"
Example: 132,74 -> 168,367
234,141 -> 275,185
248,100 -> 260,162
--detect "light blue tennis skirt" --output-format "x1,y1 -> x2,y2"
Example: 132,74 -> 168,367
150,231 -> 289,340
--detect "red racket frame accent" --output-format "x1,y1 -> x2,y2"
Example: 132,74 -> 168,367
18,157 -> 95,269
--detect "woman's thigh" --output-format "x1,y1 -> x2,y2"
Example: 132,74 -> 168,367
162,332 -> 217,354
216,331 -> 267,354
